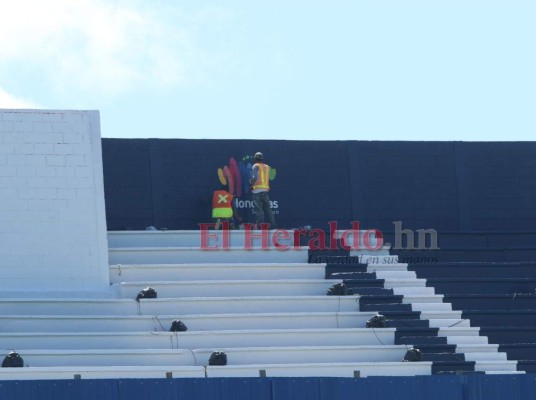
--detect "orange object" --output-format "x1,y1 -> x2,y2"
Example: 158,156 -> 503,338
212,190 -> 234,218
252,163 -> 270,191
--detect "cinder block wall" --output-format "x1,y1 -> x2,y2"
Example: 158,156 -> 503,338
0,109 -> 108,295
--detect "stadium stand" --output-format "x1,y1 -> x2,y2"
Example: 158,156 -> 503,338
0,229 -> 525,380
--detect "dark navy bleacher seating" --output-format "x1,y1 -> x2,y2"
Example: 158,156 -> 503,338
463,311 -> 536,327
322,262 -> 484,374
409,262 -> 536,279
406,260 -> 536,373
444,294 -> 536,311
394,248 -> 536,263
425,278 -> 536,295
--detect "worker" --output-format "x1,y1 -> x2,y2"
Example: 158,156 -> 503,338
212,185 -> 240,229
249,152 -> 277,229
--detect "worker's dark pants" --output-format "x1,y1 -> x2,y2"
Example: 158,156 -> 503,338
252,191 -> 276,228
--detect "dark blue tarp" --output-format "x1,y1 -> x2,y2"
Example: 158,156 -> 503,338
102,139 -> 536,233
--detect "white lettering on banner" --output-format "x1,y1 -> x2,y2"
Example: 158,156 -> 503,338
235,199 -> 280,215
234,199 -> 279,209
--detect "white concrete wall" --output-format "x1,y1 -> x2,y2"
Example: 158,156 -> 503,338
0,109 -> 109,296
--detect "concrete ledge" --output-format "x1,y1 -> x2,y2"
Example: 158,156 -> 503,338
474,360 -> 518,372
109,263 -> 326,283
383,279 -> 427,288
0,311 -> 373,332
419,311 -> 462,320
10,345 -> 415,367
0,332 -> 175,350
411,303 -> 452,312
109,247 -> 310,264
0,296 -> 361,315
206,362 -> 432,377
0,298 -> 138,315
115,279 -> 343,298
394,287 -> 436,296
108,230 -> 389,251
4,349 -> 197,367
455,344 -> 499,353
437,327 -> 481,337
108,230 -> 299,248
366,264 -> 408,272
428,318 -> 471,328
446,336 -> 488,345
374,271 -> 416,279
402,295 -> 444,304
0,366 -> 205,380
0,328 -> 397,349
464,352 -> 507,361
485,370 -> 525,374
192,345 -> 410,365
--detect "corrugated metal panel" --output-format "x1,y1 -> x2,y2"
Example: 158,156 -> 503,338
176,378 -> 272,400
465,374 -> 536,400
272,378 -> 321,400
0,380 -> 117,400
317,376 -> 464,400
0,375 -> 534,400
117,379 -> 176,400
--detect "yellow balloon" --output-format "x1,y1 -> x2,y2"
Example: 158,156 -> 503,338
218,168 -> 227,185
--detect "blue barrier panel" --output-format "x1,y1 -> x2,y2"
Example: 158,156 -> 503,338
2,375 -> 536,399
465,374 -> 536,400
0,380 -> 118,400
177,378 -> 272,400
117,379 -> 177,400
363,376 -> 463,400
271,377 -> 321,400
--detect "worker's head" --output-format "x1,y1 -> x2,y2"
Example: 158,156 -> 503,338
254,152 -> 264,162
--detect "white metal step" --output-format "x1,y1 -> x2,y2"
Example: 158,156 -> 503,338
474,361 -> 518,372
0,332 -> 177,350
402,295 -> 443,304
374,271 -> 416,279
109,247 -> 310,265
0,329 -> 397,349
110,263 -> 327,282
427,319 -> 471,328
0,296 -> 361,315
108,230 -> 298,249
366,264 -> 408,273
0,366 -> 205,380
447,336 -> 488,345
419,311 -> 462,320
206,362 -> 431,378
384,279 -> 427,288
455,344 -> 499,353
485,370 -> 525,375
193,345 -> 410,365
464,352 -> 508,361
11,345 -> 422,367
438,327 -> 480,337
115,279 -> 342,298
7,349 -> 196,367
411,303 -> 452,312
0,312 -> 373,332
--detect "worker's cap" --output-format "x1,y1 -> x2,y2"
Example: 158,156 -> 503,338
254,152 -> 263,161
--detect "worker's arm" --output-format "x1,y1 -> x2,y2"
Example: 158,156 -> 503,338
249,164 -> 259,185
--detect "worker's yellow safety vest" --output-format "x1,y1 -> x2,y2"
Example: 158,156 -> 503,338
252,163 -> 270,191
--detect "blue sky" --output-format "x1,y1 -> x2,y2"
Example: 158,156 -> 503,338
0,1 -> 534,141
